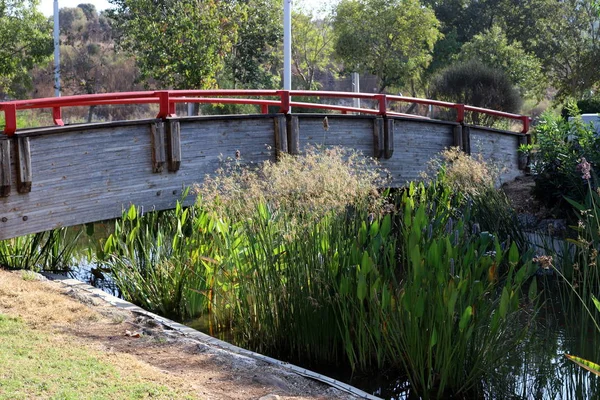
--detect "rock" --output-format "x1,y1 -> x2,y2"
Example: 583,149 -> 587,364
259,395 -> 281,400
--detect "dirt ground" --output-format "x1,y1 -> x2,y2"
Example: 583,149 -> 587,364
0,269 -> 358,400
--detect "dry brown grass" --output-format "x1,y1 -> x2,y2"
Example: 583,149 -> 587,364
0,269 -> 354,400
424,147 -> 499,197
197,146 -> 386,219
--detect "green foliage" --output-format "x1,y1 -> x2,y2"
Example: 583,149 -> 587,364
333,0 -> 442,92
103,202 -> 211,320
562,96 -> 600,119
457,26 -> 546,101
109,0 -> 281,90
291,11 -> 335,90
0,0 -> 52,98
108,0 -> 234,89
100,147 -> 534,399
431,60 -> 523,125
387,179 -> 533,398
0,228 -> 80,272
224,0 -> 282,89
527,112 -> 600,211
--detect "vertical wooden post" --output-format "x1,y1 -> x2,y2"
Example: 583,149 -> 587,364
518,134 -> 529,170
286,115 -> 299,155
462,125 -> 471,155
16,137 -> 32,193
274,114 -> 288,158
453,125 -> 463,149
150,122 -> 166,173
166,120 -> 181,172
384,118 -> 394,159
0,138 -> 10,197
373,118 -> 384,158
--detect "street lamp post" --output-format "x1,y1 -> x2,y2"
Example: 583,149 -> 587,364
283,0 -> 291,91
53,0 -> 60,97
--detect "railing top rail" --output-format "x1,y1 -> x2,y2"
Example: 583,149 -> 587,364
0,89 -> 531,136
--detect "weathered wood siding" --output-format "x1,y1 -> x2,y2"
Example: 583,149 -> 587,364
0,113 -> 526,240
296,115 -> 375,157
380,119 -> 456,185
469,126 -> 521,183
0,116 -> 276,240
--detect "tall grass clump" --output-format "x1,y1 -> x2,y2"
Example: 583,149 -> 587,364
103,201 -> 215,320
385,176 -> 536,398
197,146 -> 391,366
0,228 -> 81,271
103,145 -> 536,399
425,147 -> 528,253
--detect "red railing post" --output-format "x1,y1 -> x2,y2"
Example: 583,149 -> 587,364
156,91 -> 172,118
521,115 -> 530,134
456,104 -> 465,123
376,94 -> 387,116
52,107 -> 64,126
2,103 -> 17,136
278,90 -> 290,114
261,104 -> 269,114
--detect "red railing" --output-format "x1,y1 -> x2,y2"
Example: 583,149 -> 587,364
0,90 -> 531,136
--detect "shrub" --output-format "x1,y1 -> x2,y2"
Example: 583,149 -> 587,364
526,112 -> 600,212
431,60 -> 523,126
561,96 -> 600,119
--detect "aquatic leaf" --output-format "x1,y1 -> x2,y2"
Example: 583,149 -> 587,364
499,287 -> 509,319
430,328 -> 438,349
127,205 -> 137,221
564,197 -> 588,211
592,294 -> 600,313
565,354 -> 600,376
361,251 -> 373,276
414,294 -> 425,318
369,220 -> 380,238
528,277 -> 538,302
508,241 -> 519,265
380,214 -> 391,238
447,285 -> 458,318
459,306 -> 473,331
357,274 -> 367,301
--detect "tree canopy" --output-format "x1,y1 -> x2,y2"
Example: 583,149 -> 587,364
333,0 -> 442,93
0,0 -> 52,98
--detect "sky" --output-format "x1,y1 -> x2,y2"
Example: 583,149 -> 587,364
38,0 -> 337,17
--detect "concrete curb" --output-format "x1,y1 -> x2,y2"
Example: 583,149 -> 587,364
43,273 -> 383,400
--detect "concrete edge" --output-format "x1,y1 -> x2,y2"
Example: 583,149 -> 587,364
42,273 -> 383,400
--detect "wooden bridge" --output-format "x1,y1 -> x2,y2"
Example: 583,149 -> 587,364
0,90 -> 530,240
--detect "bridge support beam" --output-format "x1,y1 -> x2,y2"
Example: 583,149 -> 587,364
274,114 -> 288,157
150,122 -> 166,173
462,126 -> 471,154
453,125 -> 463,149
383,118 -> 394,159
373,118 -> 384,158
0,138 -> 10,197
286,115 -> 299,155
166,120 -> 181,172
16,137 -> 32,194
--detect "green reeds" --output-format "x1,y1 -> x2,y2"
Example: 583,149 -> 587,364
100,147 -> 536,399
0,228 -> 81,271
104,202 -> 214,320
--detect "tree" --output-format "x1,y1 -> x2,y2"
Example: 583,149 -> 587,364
291,10 -> 335,90
431,60 -> 522,125
223,0 -> 282,89
108,0 -> 237,89
0,0 -> 52,98
333,0 -> 441,93
457,26 -> 546,101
